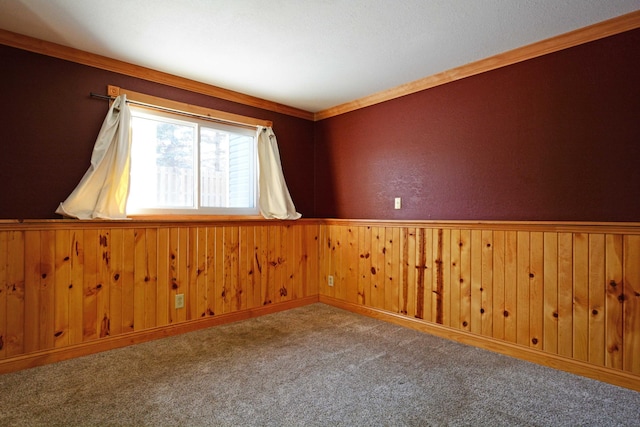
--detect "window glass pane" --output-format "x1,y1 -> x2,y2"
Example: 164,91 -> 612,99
228,133 -> 255,208
200,127 -> 255,208
200,127 -> 229,207
129,114 -> 196,209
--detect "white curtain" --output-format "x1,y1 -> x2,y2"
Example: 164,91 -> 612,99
257,127 -> 301,220
56,95 -> 132,219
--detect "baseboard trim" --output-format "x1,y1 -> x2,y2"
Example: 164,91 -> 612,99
319,295 -> 640,392
0,296 -> 319,374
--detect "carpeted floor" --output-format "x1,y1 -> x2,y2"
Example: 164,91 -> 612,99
0,303 -> 639,426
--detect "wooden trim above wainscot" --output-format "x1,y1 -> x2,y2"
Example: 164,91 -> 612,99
318,219 -> 640,235
314,10 -> 640,120
0,28 -> 314,121
1,219 -> 639,233
0,218 -> 321,231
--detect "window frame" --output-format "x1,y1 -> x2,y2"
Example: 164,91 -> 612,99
107,85 -> 272,219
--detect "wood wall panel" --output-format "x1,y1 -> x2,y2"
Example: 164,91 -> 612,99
623,235 -> 640,374
319,221 -> 640,389
542,232 -> 558,354
0,221 -> 320,371
1,219 -> 638,390
589,234 -> 606,365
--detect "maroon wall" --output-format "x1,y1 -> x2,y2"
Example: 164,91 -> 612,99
0,45 -> 315,219
2,28 -> 639,221
314,29 -> 640,221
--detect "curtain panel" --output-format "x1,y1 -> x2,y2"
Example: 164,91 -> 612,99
257,127 -> 301,220
56,95 -> 132,219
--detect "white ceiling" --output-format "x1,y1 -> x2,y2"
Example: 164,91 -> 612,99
1,0 -> 639,113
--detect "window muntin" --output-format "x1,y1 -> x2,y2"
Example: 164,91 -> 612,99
127,107 -> 258,215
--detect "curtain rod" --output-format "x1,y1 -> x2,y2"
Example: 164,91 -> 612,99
89,92 -> 265,131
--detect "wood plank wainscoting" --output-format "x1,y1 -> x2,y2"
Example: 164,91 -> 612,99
318,220 -> 640,392
1,219 -> 639,391
0,219 -> 320,373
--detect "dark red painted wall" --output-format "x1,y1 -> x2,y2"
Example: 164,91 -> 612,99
314,29 -> 640,221
2,29 -> 639,221
0,45 -> 315,219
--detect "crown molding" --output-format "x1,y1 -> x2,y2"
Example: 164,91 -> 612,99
314,10 -> 640,121
2,9 -> 638,123
0,28 -> 315,121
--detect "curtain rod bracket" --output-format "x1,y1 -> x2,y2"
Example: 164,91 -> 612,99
90,92 -> 114,101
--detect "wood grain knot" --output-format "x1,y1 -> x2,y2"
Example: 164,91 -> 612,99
100,316 -> 110,338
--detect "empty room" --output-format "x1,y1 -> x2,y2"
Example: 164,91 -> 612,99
1,1 -> 639,425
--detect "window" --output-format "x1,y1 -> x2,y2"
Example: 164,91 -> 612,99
127,107 -> 259,215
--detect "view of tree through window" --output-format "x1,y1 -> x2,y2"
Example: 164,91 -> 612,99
127,107 -> 257,215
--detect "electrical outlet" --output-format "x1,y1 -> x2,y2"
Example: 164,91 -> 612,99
175,293 -> 185,309
328,275 -> 334,287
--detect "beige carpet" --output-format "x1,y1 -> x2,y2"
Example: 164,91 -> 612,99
0,303 -> 639,426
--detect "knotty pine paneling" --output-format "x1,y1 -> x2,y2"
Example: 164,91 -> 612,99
0,221 -> 319,364
319,222 -> 640,382
1,219 -> 639,390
